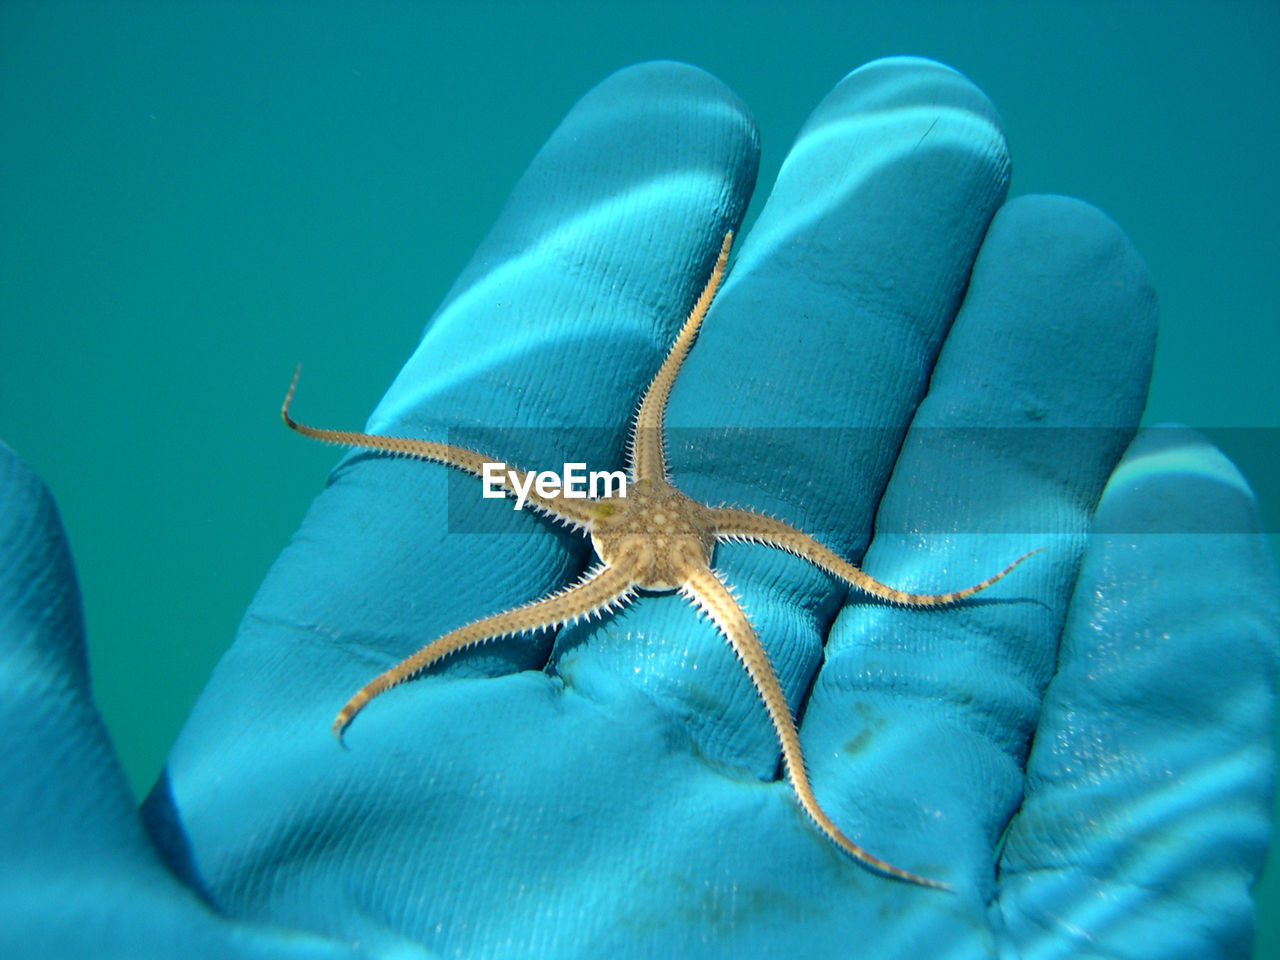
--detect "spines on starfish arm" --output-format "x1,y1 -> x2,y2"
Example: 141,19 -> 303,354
282,364 -> 595,529
629,230 -> 733,483
709,506 -> 1041,607
678,564 -> 949,890
332,563 -> 638,739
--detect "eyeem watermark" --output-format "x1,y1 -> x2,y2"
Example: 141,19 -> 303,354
448,426 -> 1278,534
482,462 -> 626,511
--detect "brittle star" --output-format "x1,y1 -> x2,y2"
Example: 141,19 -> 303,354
282,230 -> 1039,891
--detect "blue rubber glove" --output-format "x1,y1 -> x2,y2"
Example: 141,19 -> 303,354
3,59 -> 1276,959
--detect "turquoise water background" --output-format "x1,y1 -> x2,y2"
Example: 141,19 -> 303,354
2,0 -> 1277,952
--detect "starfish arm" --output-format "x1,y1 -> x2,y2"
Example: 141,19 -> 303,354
710,507 -> 1041,606
678,565 -> 949,890
629,230 -> 733,484
282,366 -> 596,529
333,563 -> 637,738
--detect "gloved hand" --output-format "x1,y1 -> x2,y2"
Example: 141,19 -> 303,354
2,58 -> 1276,960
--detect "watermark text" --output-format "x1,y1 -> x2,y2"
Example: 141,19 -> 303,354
482,462 -> 626,510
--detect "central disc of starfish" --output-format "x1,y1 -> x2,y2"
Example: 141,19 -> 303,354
588,478 -> 715,591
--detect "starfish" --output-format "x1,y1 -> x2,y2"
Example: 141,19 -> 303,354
282,230 -> 1038,891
